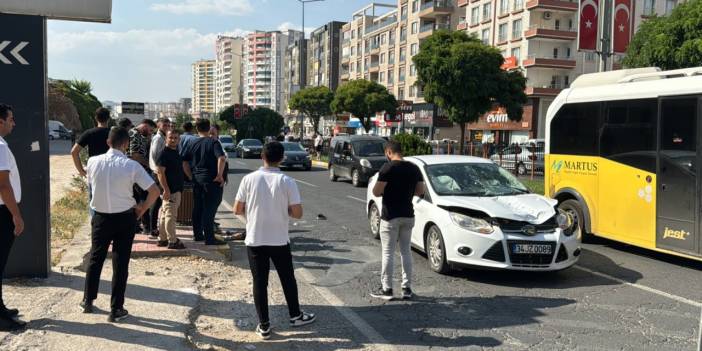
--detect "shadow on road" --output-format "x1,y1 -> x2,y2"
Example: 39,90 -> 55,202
582,235 -> 702,271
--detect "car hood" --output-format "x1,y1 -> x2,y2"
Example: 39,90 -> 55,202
284,151 -> 309,157
436,194 -> 557,224
242,145 -> 262,149
361,156 -> 388,169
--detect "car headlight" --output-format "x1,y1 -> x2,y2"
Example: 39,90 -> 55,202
360,159 -> 372,168
449,212 -> 494,234
243,148 -> 250,152
557,209 -> 575,236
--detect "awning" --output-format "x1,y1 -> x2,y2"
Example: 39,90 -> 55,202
347,118 -> 362,128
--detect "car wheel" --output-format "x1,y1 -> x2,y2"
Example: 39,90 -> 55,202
368,203 -> 381,240
49,134 -> 54,140
558,199 -> 587,241
351,169 -> 362,187
426,225 -> 450,274
517,163 -> 527,176
329,167 -> 338,182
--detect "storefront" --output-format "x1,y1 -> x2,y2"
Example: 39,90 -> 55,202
465,99 -> 538,145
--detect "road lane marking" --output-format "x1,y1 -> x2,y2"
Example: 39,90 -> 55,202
347,195 -> 366,203
234,161 -> 247,166
697,308 -> 701,351
220,201 -> 234,212
573,266 -> 702,308
294,179 -> 318,188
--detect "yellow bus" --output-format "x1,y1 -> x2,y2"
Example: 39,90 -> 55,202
546,67 -> 702,262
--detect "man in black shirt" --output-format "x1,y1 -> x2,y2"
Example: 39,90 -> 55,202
370,140 -> 424,300
71,107 -> 111,177
182,119 -> 226,246
156,130 -> 186,250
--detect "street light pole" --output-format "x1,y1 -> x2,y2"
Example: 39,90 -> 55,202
298,0 -> 324,141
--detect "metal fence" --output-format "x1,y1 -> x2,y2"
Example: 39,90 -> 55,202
431,141 -> 545,178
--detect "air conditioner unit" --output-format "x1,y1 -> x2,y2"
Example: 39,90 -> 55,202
543,11 -> 552,20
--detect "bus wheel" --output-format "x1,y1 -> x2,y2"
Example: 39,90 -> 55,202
558,199 -> 588,241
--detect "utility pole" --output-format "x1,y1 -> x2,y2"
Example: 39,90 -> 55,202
298,0 -> 324,140
596,0 -> 613,72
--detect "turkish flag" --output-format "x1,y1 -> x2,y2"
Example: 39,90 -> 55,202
578,0 -> 599,51
612,0 -> 632,54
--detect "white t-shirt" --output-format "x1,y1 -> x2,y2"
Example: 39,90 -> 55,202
235,167 -> 301,246
0,136 -> 21,204
87,149 -> 155,213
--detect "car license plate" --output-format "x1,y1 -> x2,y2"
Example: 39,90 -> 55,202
511,244 -> 552,255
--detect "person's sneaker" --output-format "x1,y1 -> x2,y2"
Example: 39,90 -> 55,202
255,323 -> 271,340
149,230 -> 159,238
401,287 -> 413,300
108,308 -> 129,322
80,300 -> 94,313
0,315 -> 25,332
168,240 -> 186,250
205,239 -> 226,246
290,311 -> 316,327
369,287 -> 393,301
0,307 -> 19,318
156,240 -> 169,247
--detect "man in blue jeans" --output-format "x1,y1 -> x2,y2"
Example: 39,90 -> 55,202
181,119 -> 226,246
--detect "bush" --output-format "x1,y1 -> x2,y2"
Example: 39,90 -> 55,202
392,133 -> 432,156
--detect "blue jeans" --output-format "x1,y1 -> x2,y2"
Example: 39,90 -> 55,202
192,181 -> 223,243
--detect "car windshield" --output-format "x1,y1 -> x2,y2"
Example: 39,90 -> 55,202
425,163 -> 529,197
283,143 -> 305,152
220,136 -> 233,143
352,140 -> 386,157
242,139 -> 262,146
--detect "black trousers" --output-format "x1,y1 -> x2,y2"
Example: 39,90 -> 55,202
83,209 -> 137,310
0,206 -> 16,309
247,244 -> 301,324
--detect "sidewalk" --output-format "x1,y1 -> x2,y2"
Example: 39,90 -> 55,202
0,204 -> 373,351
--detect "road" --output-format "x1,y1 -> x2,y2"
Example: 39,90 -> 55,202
224,157 -> 702,350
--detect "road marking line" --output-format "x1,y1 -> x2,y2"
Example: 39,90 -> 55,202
697,308 -> 701,351
234,161 -> 247,166
296,268 -> 396,351
220,201 -> 234,212
294,179 -> 318,188
347,195 -> 366,203
573,266 -> 702,308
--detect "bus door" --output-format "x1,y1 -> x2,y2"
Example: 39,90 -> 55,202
656,97 -> 699,255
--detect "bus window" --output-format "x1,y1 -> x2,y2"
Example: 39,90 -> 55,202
600,99 -> 658,172
550,102 -> 600,155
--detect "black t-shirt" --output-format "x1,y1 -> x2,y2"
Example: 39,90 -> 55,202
77,127 -> 110,157
378,160 -> 423,220
182,137 -> 225,184
157,147 -> 185,193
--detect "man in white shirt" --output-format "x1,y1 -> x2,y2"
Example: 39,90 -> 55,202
234,141 -> 316,340
82,127 -> 160,323
0,104 -> 25,331
314,133 -> 323,160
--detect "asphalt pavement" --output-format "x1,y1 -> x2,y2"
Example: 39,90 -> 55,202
224,157 -> 702,350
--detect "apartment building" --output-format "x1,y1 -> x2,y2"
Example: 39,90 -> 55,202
282,38 -> 307,115
144,102 -> 184,120
308,21 -> 347,91
243,30 -> 303,115
341,1 -> 463,139
214,36 -> 244,113
191,59 -> 216,118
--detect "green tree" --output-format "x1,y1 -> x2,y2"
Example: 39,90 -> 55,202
412,30 -> 527,153
289,86 -> 334,134
623,1 -> 702,70
392,133 -> 432,156
174,112 -> 192,130
224,107 -> 284,142
331,79 -> 397,133
55,80 -> 103,131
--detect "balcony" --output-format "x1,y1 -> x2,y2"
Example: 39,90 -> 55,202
457,18 -> 468,30
457,0 -> 469,6
525,86 -> 563,96
522,56 -> 576,69
366,15 -> 398,35
525,0 -> 578,12
369,43 -> 381,55
419,22 -> 451,38
419,0 -> 455,19
524,25 -> 577,41
368,61 -> 380,72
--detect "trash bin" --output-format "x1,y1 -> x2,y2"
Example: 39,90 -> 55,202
177,183 -> 194,225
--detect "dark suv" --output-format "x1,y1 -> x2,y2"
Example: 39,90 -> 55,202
328,135 -> 387,187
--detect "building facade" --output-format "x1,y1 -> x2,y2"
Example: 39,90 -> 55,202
308,21 -> 347,91
282,38 -> 307,116
215,36 -> 244,113
144,102 -> 184,120
191,59 -> 216,118
243,30 -> 303,114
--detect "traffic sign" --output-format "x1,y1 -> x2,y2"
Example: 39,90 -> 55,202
0,0 -> 112,23
0,41 -> 29,65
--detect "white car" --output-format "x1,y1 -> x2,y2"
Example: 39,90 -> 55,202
366,155 -> 580,273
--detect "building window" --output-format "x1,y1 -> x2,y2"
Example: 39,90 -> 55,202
400,26 -> 407,42
351,30 -> 355,39
380,71 -> 385,82
389,51 -> 395,64
380,34 -> 386,45
481,29 -> 490,44
411,21 -> 418,34
399,68 -> 406,82
410,64 -> 416,76
410,43 -> 418,55
500,49 -> 507,57
389,30 -> 396,43
400,48 -> 406,62
482,3 -> 491,21
471,7 -> 480,24
409,85 -> 416,97
398,88 -> 405,100
498,23 -> 508,42
512,19 -> 522,39
585,52 -> 596,61
500,0 -> 509,15
401,5 -> 408,19
380,53 -> 386,64
412,0 -> 419,12
511,47 -> 521,61
644,0 -> 655,15
513,0 -> 523,11
665,0 -> 676,15
388,70 -> 394,84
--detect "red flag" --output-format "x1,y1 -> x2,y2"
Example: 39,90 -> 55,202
578,0 -> 599,51
612,0 -> 632,54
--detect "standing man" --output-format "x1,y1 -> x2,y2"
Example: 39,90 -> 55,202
181,119 -> 226,245
314,133 -> 323,160
234,141 -> 316,340
0,104 -> 25,331
81,127 -> 159,322
128,119 -> 155,234
370,140 -> 424,300
71,107 -> 112,177
148,118 -> 172,237
178,121 -> 196,153
156,130 -> 186,249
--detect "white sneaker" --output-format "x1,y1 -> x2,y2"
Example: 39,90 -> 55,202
255,323 -> 271,340
290,311 -> 316,327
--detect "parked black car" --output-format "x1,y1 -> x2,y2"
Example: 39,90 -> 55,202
237,139 -> 263,158
280,142 -> 312,170
328,135 -> 387,187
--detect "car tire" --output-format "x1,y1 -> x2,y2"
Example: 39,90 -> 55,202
49,134 -> 54,141
329,167 -> 338,182
517,163 -> 527,176
351,169 -> 362,187
558,199 -> 588,241
368,203 -> 381,240
426,225 -> 450,274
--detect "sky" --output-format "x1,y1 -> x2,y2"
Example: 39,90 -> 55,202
47,0 -> 382,103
